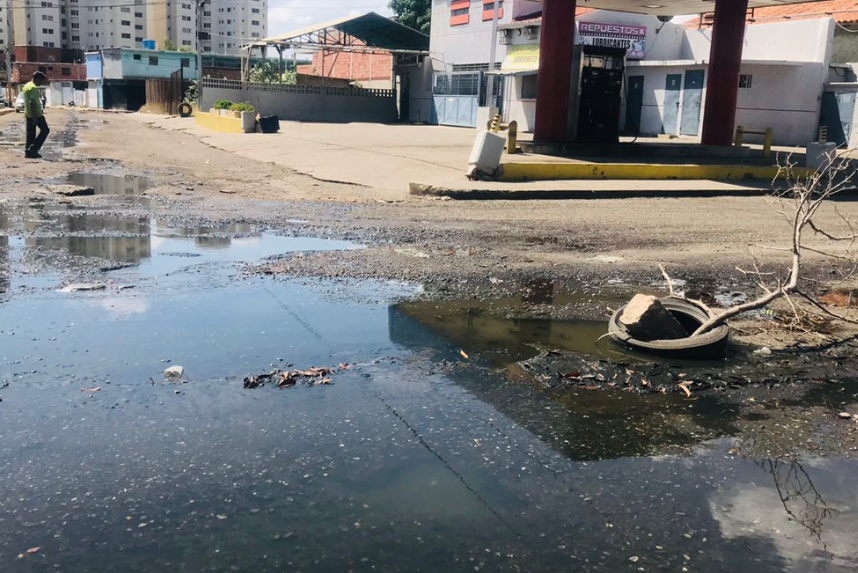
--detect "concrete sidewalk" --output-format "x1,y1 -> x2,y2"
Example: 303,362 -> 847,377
144,115 -> 778,200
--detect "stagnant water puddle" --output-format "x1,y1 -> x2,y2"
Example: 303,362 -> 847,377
2,195 -> 858,571
0,112 -> 84,161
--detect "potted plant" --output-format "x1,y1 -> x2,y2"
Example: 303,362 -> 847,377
231,102 -> 257,132
213,100 -> 233,116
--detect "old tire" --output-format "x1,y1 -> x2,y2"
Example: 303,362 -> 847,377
178,102 -> 193,118
608,297 -> 729,359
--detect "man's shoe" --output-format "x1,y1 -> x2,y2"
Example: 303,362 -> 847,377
24,151 -> 42,159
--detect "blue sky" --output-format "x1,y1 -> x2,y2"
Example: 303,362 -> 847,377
268,0 -> 394,37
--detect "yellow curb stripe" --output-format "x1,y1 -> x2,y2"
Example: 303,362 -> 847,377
498,162 -> 814,181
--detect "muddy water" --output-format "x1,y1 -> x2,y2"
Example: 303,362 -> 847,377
2,192 -> 858,572
0,112 -> 82,160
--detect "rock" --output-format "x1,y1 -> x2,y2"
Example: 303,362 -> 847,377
58,283 -> 106,293
839,412 -> 853,419
44,184 -> 95,197
164,365 -> 185,379
754,347 -> 772,355
619,294 -> 688,341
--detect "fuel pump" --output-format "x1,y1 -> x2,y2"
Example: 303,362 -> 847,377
567,46 -> 626,145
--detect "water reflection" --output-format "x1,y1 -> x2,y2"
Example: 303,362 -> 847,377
0,200 -> 359,276
65,172 -> 151,196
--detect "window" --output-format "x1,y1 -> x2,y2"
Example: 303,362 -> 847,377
148,56 -> 158,65
133,53 -> 141,60
450,0 -> 470,26
482,0 -> 503,21
121,33 -> 131,39
61,67 -> 71,75
521,74 -> 537,99
739,74 -> 753,88
180,57 -> 190,67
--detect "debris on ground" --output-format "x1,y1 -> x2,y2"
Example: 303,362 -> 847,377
164,365 -> 185,380
839,412 -> 853,420
43,184 -> 94,197
619,294 -> 687,341
243,366 -> 340,389
80,387 -> 101,393
58,283 -> 107,293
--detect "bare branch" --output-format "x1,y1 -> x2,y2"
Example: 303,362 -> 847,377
793,289 -> 858,325
659,264 -> 676,298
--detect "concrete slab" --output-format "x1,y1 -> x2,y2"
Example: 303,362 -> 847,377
140,115 -> 783,200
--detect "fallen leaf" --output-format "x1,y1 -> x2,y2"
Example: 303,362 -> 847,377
678,381 -> 692,398
80,387 -> 101,393
26,547 -> 40,554
459,349 -> 469,360
582,385 -> 600,391
338,363 -> 350,370
839,412 -> 853,420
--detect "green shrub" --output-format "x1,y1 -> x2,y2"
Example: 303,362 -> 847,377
229,102 -> 255,112
213,100 -> 234,110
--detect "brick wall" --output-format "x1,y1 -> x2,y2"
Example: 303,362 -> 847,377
14,46 -> 64,63
296,49 -> 392,82
13,62 -> 86,83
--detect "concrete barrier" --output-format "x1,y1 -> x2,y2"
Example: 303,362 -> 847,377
195,111 -> 244,134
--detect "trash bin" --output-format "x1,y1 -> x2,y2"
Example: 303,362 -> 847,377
258,115 -> 280,134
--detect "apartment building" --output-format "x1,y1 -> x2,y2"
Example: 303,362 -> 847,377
0,0 -> 267,56
201,0 -> 267,55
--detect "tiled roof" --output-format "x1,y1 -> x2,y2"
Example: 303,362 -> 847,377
685,0 -> 858,28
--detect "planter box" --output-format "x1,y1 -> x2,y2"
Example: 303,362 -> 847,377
241,111 -> 256,133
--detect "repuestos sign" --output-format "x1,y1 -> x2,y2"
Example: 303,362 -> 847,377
578,21 -> 646,59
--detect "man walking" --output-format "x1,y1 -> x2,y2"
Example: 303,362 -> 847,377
23,71 -> 50,159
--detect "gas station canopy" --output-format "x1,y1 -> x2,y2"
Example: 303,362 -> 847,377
554,0 -> 832,16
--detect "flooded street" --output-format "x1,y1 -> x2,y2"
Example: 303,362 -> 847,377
2,112 -> 858,572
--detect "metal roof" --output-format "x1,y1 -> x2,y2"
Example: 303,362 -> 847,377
255,12 -> 430,53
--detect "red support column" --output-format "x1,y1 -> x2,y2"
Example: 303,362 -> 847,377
533,0 -> 577,143
700,0 -> 749,146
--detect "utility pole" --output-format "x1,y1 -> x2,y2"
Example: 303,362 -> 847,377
485,0 -> 500,109
196,0 -> 207,103
4,0 -> 13,104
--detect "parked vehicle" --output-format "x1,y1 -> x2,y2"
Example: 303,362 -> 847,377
14,92 -> 25,113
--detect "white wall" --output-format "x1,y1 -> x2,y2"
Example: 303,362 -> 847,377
682,18 -> 834,63
430,0 -> 513,71
626,61 -> 826,145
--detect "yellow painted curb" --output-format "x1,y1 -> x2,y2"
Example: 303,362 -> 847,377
498,162 -> 813,182
195,111 -> 243,134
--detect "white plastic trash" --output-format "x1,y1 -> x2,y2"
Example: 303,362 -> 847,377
467,130 -> 505,178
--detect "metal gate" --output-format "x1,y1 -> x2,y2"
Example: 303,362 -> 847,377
432,72 -> 480,127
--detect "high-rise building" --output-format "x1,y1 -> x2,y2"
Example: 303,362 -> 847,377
0,0 -> 266,56
202,0 -> 267,55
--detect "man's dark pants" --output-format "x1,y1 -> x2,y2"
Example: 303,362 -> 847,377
25,116 -> 50,155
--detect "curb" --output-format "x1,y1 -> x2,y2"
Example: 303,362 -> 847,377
495,162 -> 811,182
409,182 -> 773,200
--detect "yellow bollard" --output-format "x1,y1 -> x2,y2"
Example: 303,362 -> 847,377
763,127 -> 773,158
819,125 -> 828,144
506,120 -> 518,154
489,114 -> 501,133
